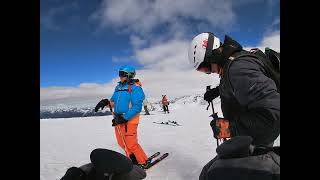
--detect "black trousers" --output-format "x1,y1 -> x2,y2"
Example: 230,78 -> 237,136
143,106 -> 150,115
163,105 -> 169,112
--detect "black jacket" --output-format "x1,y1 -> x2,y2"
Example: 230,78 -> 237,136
60,149 -> 146,180
199,149 -> 280,180
218,36 -> 280,145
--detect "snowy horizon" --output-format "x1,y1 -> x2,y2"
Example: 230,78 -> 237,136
40,93 -> 217,119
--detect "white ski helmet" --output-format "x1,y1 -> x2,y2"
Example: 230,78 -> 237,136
188,32 -> 221,70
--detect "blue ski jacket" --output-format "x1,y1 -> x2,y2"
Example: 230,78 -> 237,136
110,82 -> 145,121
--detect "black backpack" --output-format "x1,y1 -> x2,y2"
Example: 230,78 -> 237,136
199,136 -> 280,180
230,47 -> 280,93
264,48 -> 280,72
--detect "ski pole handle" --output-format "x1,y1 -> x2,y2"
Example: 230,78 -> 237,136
211,100 -> 214,114
206,85 -> 211,110
206,85 -> 215,113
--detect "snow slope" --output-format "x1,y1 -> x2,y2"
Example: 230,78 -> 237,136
40,95 -> 280,180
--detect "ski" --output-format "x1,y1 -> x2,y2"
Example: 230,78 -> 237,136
168,120 -> 181,126
144,153 -> 169,170
148,152 -> 160,161
153,122 -> 178,126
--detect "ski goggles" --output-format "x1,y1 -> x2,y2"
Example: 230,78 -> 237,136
119,71 -> 128,77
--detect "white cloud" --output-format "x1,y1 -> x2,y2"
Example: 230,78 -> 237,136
41,31 -> 280,106
41,30 -> 280,106
130,35 -> 148,49
41,0 -> 280,107
260,30 -> 280,51
40,81 -> 116,106
136,69 -> 219,99
244,30 -> 280,52
43,0 -> 235,106
92,0 -> 235,34
41,32 -> 280,106
135,39 -> 190,70
41,69 -> 218,106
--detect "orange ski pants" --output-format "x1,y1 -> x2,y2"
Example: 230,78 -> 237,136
114,116 -> 148,164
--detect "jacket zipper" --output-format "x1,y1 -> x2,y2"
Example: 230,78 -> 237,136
116,85 -> 122,113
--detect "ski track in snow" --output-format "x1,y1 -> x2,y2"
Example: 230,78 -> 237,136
40,97 -> 280,180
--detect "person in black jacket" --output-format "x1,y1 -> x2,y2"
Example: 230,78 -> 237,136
188,32 -> 280,146
60,148 -> 146,180
199,136 -> 280,180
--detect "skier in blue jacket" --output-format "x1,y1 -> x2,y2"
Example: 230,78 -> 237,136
95,65 -> 149,167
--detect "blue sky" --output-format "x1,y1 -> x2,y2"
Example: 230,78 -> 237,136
41,0 -> 279,88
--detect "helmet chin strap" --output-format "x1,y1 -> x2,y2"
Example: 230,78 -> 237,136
218,66 -> 224,77
206,64 -> 212,74
209,63 -> 212,71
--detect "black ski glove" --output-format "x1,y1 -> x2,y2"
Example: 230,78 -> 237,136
112,115 -> 127,126
94,99 -> 110,112
204,87 -> 220,102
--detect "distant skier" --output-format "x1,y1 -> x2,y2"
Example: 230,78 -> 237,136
199,136 -> 280,180
161,95 -> 170,113
60,148 -> 147,180
95,65 -> 150,168
188,32 -> 280,146
143,99 -> 150,115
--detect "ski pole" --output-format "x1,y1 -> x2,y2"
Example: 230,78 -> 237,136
206,86 -> 218,118
206,85 -> 220,146
109,104 -> 130,157
116,125 -> 130,157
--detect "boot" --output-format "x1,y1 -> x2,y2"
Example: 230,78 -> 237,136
130,154 -> 139,165
137,159 -> 152,169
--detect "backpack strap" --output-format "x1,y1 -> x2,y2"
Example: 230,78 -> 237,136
228,50 -> 280,92
128,79 -> 142,94
128,84 -> 133,94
